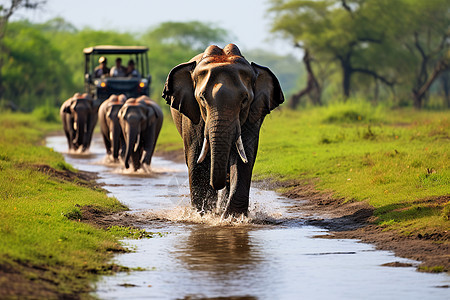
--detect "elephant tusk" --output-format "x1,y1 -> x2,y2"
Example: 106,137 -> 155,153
197,138 -> 209,164
134,134 -> 140,152
236,135 -> 248,164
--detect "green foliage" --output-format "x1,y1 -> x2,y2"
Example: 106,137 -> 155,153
2,21 -> 76,111
32,104 -> 60,123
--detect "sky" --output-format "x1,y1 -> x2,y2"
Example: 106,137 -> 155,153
13,0 -> 295,55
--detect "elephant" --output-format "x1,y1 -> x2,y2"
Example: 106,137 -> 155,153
162,44 -> 284,216
118,95 -> 163,171
60,92 -> 98,152
98,94 -> 127,161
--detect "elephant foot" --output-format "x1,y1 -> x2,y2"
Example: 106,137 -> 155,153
225,199 -> 249,217
224,208 -> 248,218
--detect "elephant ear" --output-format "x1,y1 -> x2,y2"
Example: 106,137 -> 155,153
248,62 -> 285,124
162,61 -> 200,124
62,98 -> 75,114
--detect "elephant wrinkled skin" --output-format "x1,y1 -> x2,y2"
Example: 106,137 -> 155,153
60,93 -> 98,152
118,96 -> 163,171
163,44 -> 284,215
98,94 -> 127,161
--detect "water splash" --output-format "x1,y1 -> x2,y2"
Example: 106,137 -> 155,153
138,199 -> 289,227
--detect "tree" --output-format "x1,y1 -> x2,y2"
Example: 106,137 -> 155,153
289,47 -> 321,107
2,21 -> 74,110
0,0 -> 46,101
269,0 -> 450,107
269,0 -> 396,100
396,0 -> 450,108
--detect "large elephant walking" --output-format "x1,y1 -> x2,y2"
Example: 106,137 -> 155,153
118,96 -> 163,171
60,93 -> 98,152
98,94 -> 127,161
162,44 -> 284,216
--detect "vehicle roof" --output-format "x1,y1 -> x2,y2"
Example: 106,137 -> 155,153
83,45 -> 149,55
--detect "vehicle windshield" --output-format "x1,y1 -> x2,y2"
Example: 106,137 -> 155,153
90,54 -> 147,79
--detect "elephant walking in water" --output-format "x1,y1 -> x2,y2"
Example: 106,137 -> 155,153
60,93 -> 98,152
118,96 -> 163,171
163,44 -> 284,216
98,94 -> 127,162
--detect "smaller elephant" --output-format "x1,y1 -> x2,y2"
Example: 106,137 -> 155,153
60,93 -> 98,152
118,95 -> 163,171
98,94 -> 127,161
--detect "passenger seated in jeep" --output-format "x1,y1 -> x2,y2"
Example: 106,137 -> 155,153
94,56 -> 110,78
110,57 -> 127,77
126,59 -> 140,78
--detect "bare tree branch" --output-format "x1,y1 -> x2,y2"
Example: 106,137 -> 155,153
352,67 -> 396,86
341,0 -> 352,13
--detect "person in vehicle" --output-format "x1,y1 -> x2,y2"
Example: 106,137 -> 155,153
110,57 -> 127,77
126,59 -> 140,78
94,56 -> 110,78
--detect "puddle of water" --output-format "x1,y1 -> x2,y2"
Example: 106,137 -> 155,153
47,135 -> 450,300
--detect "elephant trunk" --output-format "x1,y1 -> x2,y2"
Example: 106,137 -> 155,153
123,122 -> 140,169
73,116 -> 87,149
111,121 -> 122,160
207,118 -> 244,190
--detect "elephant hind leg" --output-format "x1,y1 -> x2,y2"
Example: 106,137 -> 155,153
101,132 -> 112,155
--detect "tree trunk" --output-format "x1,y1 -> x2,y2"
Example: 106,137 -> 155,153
412,59 -> 449,109
439,71 -> 450,108
289,48 -> 322,108
342,63 -> 352,99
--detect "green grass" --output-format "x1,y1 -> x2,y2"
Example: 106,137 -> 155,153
257,103 -> 449,235
0,112 -> 128,298
157,102 -> 450,235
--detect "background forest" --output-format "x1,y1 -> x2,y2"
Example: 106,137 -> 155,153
0,0 -> 449,112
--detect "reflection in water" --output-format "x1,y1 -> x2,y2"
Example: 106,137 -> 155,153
45,136 -> 450,300
175,226 -> 260,273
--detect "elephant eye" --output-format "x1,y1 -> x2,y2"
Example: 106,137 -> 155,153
242,96 -> 249,106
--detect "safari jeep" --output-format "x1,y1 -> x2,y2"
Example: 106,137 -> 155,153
83,45 -> 151,104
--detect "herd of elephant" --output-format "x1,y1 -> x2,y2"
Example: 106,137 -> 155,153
60,44 -> 284,216
60,93 -> 163,171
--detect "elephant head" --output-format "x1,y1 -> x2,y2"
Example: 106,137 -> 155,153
61,93 -> 94,151
163,44 -> 284,190
99,94 -> 127,160
118,97 -> 161,170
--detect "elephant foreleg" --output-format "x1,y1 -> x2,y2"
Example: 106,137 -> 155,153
187,146 -> 218,214
141,126 -> 157,167
226,121 -> 261,216
226,157 -> 253,216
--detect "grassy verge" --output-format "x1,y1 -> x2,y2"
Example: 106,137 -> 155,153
157,102 -> 449,236
0,112 -> 128,299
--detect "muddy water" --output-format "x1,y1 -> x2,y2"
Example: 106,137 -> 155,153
47,135 -> 449,300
